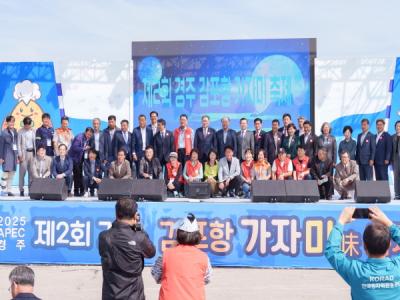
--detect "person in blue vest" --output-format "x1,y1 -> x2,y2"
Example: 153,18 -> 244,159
356,119 -> 376,181
51,143 -> 73,197
35,113 -> 54,157
374,119 -> 392,181
69,127 -> 93,196
326,206 -> 400,300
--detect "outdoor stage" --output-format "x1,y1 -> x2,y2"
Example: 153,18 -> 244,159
0,193 -> 400,269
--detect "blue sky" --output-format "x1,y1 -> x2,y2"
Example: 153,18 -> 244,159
0,0 -> 399,61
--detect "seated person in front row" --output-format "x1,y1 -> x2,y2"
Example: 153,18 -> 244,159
51,143 -> 73,196
251,149 -> 271,181
31,145 -> 52,179
292,145 -> 312,180
334,150 -> 359,200
204,149 -> 219,197
109,149 -> 132,179
218,146 -> 242,197
311,148 -> 334,200
83,149 -> 106,197
165,152 -> 183,197
272,148 -> 293,180
183,149 -> 203,183
139,145 -> 162,179
240,148 -> 254,199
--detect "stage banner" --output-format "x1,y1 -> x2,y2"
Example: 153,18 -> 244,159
0,62 -> 61,130
1,201 -> 400,268
132,39 -> 316,130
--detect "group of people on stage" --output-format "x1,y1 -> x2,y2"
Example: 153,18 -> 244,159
0,111 -> 400,200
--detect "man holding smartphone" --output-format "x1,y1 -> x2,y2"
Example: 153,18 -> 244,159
325,207 -> 400,299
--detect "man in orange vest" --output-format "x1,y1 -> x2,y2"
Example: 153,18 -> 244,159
173,114 -> 194,165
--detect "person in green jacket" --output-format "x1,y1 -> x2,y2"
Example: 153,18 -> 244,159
325,206 -> 400,300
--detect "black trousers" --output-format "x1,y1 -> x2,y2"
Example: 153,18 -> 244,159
317,179 -> 333,199
220,175 -> 242,195
374,164 -> 389,181
359,164 -> 373,181
73,161 -> 84,195
177,148 -> 190,165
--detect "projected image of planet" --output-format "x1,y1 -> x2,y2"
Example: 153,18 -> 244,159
138,56 -> 163,85
250,55 -> 306,113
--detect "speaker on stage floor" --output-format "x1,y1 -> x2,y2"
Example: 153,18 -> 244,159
132,179 -> 166,201
252,180 -> 286,202
185,182 -> 211,199
29,178 -> 68,201
284,180 -> 320,203
355,180 -> 391,203
98,178 -> 134,201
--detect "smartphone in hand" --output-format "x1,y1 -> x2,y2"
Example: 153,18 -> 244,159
352,208 -> 370,219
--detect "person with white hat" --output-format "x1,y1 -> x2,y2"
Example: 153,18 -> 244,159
151,213 -> 212,300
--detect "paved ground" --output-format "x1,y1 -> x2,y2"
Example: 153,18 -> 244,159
0,265 -> 350,300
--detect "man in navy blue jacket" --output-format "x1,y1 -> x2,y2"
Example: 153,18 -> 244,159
132,114 -> 153,167
103,115 -> 119,166
83,149 -> 106,197
216,116 -> 237,159
374,119 -> 392,181
194,115 -> 217,163
356,119 -> 376,181
113,119 -> 133,162
152,118 -> 174,168
51,144 -> 73,196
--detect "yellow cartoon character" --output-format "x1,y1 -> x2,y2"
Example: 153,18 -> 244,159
4,80 -> 44,130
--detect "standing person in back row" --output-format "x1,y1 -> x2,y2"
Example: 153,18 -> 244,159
356,119 -> 376,181
216,116 -> 237,159
35,113 -> 54,157
374,119 -> 392,181
392,121 -> 400,200
132,114 -> 153,170
237,118 -> 254,162
173,114 -> 194,165
0,116 -> 18,196
326,206 -> 400,300
194,115 -> 216,164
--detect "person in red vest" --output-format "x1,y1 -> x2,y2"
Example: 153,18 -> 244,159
173,114 -> 194,165
151,213 -> 212,300
292,145 -> 312,180
164,152 -> 183,197
272,148 -> 293,180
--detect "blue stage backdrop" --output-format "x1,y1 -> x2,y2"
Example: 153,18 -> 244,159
132,39 -> 316,130
389,57 -> 400,134
0,200 -> 399,268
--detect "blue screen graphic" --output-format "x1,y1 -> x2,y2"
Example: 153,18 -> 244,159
132,39 -> 316,130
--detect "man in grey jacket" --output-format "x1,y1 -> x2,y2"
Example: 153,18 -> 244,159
237,118 -> 255,162
334,151 -> 359,199
218,146 -> 242,197
17,117 -> 36,196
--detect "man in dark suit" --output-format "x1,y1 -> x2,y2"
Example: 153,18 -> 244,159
253,118 -> 266,160
392,121 -> 400,199
113,120 -> 133,162
194,115 -> 216,163
300,120 -> 318,161
278,113 -> 292,137
356,119 -> 376,181
311,148 -> 334,200
374,119 -> 392,181
153,118 -> 174,168
83,149 -> 106,197
103,115 -> 120,164
132,114 -> 153,167
237,118 -> 255,161
147,111 -> 158,136
216,116 -> 237,158
264,119 -> 282,165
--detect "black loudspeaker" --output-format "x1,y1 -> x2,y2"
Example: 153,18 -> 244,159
355,180 -> 391,203
132,179 -> 167,201
29,178 -> 68,201
285,180 -> 320,203
98,178 -> 134,201
252,180 -> 286,202
185,182 -> 211,199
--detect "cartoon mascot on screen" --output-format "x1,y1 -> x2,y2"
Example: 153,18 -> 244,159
2,80 -> 45,130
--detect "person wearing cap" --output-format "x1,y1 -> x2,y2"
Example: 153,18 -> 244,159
218,145 -> 242,197
272,148 -> 293,180
151,213 -> 212,300
164,151 -> 183,197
